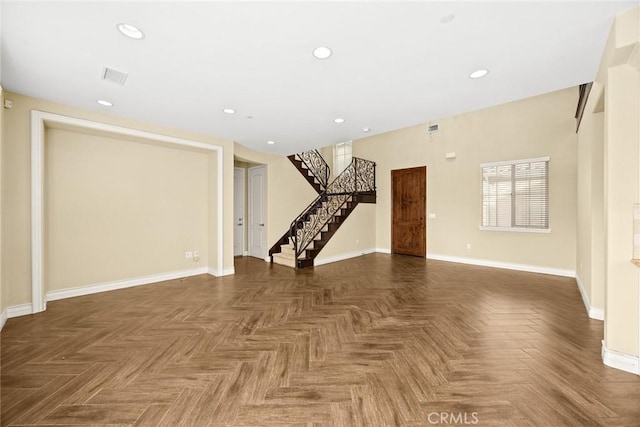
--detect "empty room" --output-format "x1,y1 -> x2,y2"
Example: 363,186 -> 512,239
1,1 -> 639,425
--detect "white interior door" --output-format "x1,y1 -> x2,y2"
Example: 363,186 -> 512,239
233,167 -> 245,256
248,165 -> 266,259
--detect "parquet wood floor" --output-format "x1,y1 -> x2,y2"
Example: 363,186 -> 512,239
2,254 -> 639,426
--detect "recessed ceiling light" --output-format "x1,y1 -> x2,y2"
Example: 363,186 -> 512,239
334,118 -> 345,124
440,14 -> 455,24
117,23 -> 144,40
362,127 -> 371,133
313,46 -> 332,60
267,140 -> 275,145
96,99 -> 113,107
223,108 -> 236,114
469,69 -> 489,79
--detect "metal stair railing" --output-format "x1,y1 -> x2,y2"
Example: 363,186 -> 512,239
297,149 -> 330,191
289,157 -> 376,265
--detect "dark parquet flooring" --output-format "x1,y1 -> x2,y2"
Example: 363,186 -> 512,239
1,254 -> 639,426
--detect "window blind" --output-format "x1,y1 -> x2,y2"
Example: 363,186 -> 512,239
481,157 -> 549,230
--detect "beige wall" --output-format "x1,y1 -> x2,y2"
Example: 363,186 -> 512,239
355,87 -> 578,272
208,151 -> 218,269
44,128 -> 209,291
316,203 -> 376,263
578,7 -> 640,359
0,86 -> 3,314
577,83 -> 605,313
605,62 -> 639,357
2,92 -> 234,307
236,87 -> 579,274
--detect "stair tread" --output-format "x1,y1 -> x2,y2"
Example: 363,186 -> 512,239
288,155 -> 324,195
280,152 -> 377,268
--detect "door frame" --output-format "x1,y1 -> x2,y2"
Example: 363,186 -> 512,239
248,165 -> 267,260
233,167 -> 246,257
391,166 -> 427,257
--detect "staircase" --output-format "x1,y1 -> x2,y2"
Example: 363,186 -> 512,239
270,154 -> 376,269
287,150 -> 329,194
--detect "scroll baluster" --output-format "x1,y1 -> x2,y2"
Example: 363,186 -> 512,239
288,156 -> 376,267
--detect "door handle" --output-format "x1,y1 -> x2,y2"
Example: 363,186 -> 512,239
259,223 -> 265,226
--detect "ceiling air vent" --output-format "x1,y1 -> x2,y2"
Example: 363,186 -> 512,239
101,67 -> 128,86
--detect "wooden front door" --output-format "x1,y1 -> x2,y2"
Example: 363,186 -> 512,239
392,166 -> 426,257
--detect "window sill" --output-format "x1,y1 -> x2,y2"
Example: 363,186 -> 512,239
479,226 -> 551,234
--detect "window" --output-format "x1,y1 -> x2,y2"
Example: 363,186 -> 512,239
481,157 -> 549,232
333,141 -> 352,175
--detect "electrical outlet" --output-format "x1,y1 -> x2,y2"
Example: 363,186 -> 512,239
185,251 -> 193,259
193,251 -> 200,258
466,243 -> 471,250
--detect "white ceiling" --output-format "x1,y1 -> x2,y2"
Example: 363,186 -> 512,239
2,1 -> 637,156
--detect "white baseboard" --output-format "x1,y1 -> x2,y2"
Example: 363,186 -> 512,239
375,248 -> 392,254
8,303 -> 34,317
0,302 -> 35,329
0,303 -> 36,330
426,253 -> 576,278
46,268 -> 208,302
0,308 -> 7,330
590,306 -> 605,320
243,251 -> 249,256
208,267 -> 235,276
602,340 -> 639,376
575,275 -> 605,320
314,248 -> 376,266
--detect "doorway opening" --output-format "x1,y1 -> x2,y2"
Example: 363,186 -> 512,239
234,158 -> 267,261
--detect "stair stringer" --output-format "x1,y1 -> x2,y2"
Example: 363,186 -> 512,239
272,192 -> 375,268
270,154 -> 376,269
287,151 -> 329,195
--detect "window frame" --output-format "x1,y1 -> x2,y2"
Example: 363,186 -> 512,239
333,141 -> 353,176
479,156 -> 551,233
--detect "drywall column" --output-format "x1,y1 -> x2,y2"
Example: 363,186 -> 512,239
604,62 -> 640,361
576,82 -> 606,317
0,86 -> 4,320
577,95 -> 594,304
0,0 -> 3,323
223,144 -> 234,274
208,150 -> 218,273
590,106 -> 606,313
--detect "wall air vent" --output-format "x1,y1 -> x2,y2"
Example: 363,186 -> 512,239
427,124 -> 439,132
102,67 -> 128,86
